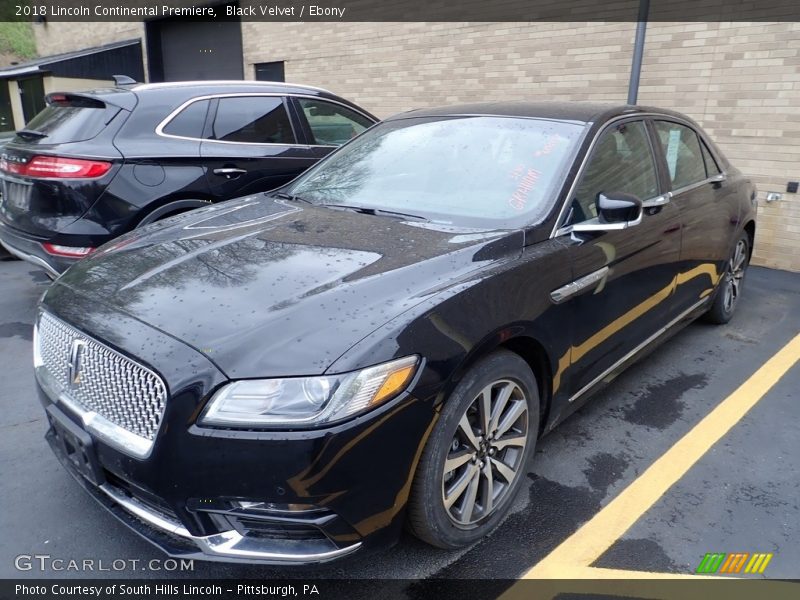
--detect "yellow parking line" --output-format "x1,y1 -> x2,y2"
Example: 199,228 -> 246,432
513,332 -> 800,580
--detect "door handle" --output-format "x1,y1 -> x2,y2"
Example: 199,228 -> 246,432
213,167 -> 247,179
642,192 -> 672,209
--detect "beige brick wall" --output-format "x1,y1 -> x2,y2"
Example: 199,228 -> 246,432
30,20 -> 800,271
638,22 -> 800,272
241,22 -> 639,116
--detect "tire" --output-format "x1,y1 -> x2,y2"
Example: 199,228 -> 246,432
705,232 -> 750,325
407,350 -> 539,549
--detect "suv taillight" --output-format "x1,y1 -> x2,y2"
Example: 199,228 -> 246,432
0,155 -> 112,179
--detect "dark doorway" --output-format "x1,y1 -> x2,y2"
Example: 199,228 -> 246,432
146,2 -> 243,82
18,76 -> 46,124
255,61 -> 285,82
0,81 -> 14,132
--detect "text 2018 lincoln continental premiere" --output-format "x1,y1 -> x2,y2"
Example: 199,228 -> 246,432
34,102 -> 756,564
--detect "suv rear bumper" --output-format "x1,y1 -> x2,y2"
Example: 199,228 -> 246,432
0,222 -> 78,276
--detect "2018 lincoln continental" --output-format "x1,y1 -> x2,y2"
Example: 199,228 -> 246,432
34,102 -> 756,564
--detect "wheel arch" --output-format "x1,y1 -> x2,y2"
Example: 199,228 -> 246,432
136,197 -> 214,228
444,330 -> 555,435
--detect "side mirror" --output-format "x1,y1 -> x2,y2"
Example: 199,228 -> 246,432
569,191 -> 643,233
597,191 -> 643,224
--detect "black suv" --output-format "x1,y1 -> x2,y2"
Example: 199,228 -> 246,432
0,81 -> 376,276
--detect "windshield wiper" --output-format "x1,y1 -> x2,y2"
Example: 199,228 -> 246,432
323,204 -> 429,222
269,191 -> 312,204
15,129 -> 48,140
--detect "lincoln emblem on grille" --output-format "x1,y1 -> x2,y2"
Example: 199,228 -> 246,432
68,339 -> 87,387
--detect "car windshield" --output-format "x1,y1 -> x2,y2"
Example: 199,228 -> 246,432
285,115 -> 585,228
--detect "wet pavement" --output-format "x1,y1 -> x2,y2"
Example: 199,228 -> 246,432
1,259 -> 798,584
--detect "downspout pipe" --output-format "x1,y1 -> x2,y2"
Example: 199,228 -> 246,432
627,0 -> 650,105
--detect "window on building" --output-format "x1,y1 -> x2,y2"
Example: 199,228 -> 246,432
297,98 -> 373,146
209,96 -> 295,144
566,120 -> 658,225
653,121 -> 707,189
254,61 -> 285,82
162,100 -> 210,138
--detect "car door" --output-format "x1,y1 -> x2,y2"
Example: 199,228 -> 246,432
200,95 -> 319,199
555,118 -> 682,402
291,97 -> 375,161
650,119 -> 737,311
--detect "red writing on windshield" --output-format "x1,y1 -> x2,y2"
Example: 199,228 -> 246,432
509,168 -> 541,211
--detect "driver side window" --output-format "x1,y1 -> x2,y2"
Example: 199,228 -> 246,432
566,120 -> 658,226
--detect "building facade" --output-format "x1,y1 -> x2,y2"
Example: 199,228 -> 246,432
32,20 -> 800,271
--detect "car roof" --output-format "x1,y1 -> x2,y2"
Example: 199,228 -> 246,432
51,80 -> 378,120
386,101 -> 687,125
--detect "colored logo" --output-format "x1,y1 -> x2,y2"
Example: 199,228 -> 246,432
696,552 -> 773,575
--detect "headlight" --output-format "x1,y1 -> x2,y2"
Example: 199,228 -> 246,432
199,355 -> 419,428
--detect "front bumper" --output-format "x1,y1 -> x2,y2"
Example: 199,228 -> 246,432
38,364 -> 434,564
45,405 -> 362,563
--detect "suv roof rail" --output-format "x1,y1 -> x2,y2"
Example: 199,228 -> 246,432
130,80 -> 332,94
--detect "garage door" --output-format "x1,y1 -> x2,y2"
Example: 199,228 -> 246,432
147,16 -> 243,82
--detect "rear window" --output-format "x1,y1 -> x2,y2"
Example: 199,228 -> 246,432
14,95 -> 119,144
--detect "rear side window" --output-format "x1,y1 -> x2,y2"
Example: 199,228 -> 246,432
653,121 -> 707,189
162,100 -> 209,138
297,98 -> 372,146
209,96 -> 295,144
15,95 -> 118,144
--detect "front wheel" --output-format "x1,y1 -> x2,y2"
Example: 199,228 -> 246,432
407,350 -> 539,549
705,232 -> 750,324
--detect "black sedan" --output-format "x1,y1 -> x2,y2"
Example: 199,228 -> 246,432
34,102 -> 756,564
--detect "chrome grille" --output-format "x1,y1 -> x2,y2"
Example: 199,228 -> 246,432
36,311 -> 168,442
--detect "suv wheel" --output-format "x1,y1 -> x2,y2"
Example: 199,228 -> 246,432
407,350 -> 538,548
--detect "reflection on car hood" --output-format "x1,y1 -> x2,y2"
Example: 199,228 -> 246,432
54,196 -> 524,378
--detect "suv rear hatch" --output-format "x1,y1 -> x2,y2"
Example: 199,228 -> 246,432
0,90 -> 132,238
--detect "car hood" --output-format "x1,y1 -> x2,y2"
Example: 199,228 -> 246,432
53,196 -> 524,378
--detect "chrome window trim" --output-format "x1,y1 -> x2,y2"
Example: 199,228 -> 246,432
155,92 -> 374,147
549,112 -> 727,238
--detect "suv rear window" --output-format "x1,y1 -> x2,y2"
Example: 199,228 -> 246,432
15,95 -> 119,144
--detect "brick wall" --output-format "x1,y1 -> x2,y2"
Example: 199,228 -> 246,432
33,20 -> 800,271
638,22 -> 800,271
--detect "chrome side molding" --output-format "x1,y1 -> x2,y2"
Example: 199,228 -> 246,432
567,296 -> 710,403
550,266 -> 609,304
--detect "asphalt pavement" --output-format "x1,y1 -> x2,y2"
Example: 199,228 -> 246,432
1,259 -> 798,585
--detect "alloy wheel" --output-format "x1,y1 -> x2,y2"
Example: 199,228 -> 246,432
441,379 -> 529,527
723,239 -> 748,314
